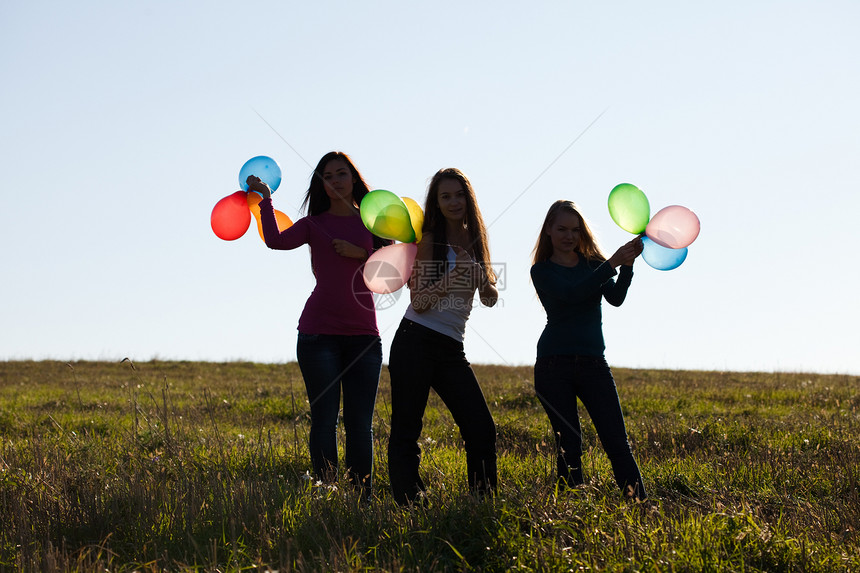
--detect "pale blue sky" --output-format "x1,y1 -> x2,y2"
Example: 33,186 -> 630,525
2,1 -> 858,374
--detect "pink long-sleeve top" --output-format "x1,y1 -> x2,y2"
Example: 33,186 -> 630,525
259,198 -> 378,336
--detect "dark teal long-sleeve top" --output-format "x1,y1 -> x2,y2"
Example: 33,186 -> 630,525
531,259 -> 633,358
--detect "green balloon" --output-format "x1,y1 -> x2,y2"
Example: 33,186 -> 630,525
608,183 -> 650,234
360,190 -> 416,243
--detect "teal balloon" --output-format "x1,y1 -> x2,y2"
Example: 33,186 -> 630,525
641,236 -> 687,271
359,190 -> 416,243
608,183 -> 650,234
239,156 -> 282,194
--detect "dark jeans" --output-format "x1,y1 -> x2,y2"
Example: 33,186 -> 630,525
296,332 -> 382,497
534,354 -> 646,499
387,319 -> 497,504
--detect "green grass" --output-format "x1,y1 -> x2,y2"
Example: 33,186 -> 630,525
0,360 -> 858,571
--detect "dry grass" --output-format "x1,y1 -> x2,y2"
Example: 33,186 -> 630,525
0,360 -> 858,571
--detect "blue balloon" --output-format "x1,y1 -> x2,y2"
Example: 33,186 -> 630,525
641,236 -> 687,271
239,156 -> 282,194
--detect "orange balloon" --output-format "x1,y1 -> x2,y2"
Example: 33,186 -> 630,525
246,192 -> 263,210
252,205 -> 293,241
247,194 -> 263,225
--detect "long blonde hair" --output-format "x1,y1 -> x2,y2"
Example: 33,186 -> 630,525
531,200 -> 606,264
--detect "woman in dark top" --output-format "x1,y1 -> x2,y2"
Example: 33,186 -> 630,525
530,200 -> 647,500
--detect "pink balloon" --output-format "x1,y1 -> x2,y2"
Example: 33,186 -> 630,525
363,243 -> 418,294
645,205 -> 700,249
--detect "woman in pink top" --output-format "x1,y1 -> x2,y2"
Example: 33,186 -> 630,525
248,152 -> 388,500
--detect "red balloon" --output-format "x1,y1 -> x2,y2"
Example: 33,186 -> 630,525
211,191 -> 252,241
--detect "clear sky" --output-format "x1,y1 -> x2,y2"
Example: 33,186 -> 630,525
2,1 -> 858,374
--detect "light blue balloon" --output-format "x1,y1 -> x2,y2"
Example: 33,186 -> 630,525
641,236 -> 688,271
239,156 -> 282,193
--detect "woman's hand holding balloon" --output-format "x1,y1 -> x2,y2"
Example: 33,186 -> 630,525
246,175 -> 272,199
622,237 -> 644,266
607,182 -> 700,271
630,236 -> 644,260
332,239 -> 368,260
609,237 -> 643,268
211,156 -> 288,243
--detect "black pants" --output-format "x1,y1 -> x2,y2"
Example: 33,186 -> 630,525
534,354 -> 646,499
387,318 -> 497,504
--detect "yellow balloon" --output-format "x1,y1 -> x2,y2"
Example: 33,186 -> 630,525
401,197 -> 424,243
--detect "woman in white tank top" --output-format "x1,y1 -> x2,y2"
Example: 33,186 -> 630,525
387,168 -> 499,505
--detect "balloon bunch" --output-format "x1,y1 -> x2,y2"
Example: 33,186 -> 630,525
607,183 -> 701,271
210,156 -> 293,242
358,190 -> 424,294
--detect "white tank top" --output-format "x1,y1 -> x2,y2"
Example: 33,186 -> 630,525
404,247 -> 474,342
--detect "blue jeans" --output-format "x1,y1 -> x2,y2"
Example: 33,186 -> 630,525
387,319 -> 497,504
534,354 -> 646,499
296,332 -> 382,497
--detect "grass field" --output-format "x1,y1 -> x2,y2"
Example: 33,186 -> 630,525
0,360 -> 858,572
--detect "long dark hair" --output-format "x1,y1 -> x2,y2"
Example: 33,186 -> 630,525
422,168 -> 496,284
531,200 -> 606,264
301,151 -> 370,215
302,151 -> 388,250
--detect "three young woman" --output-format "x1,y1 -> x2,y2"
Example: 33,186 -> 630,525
530,200 -> 647,500
251,156 -> 646,501
249,151 -> 389,500
387,168 -> 499,505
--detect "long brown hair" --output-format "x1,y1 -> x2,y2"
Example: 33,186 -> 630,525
302,151 -> 388,250
422,168 -> 496,284
531,200 -> 606,264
